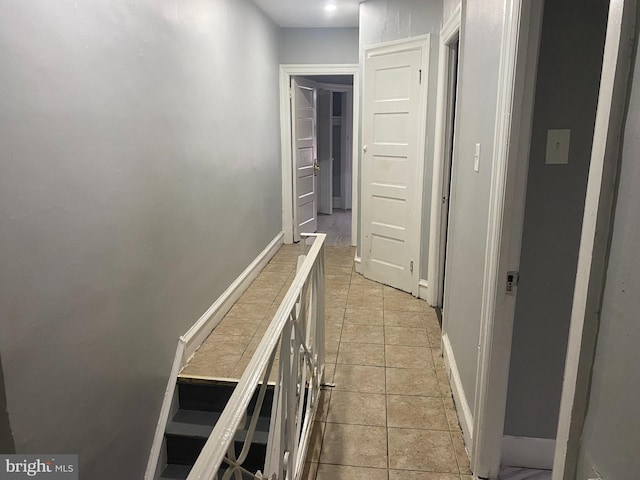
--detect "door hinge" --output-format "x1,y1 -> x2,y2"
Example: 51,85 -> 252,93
506,271 -> 519,294
419,69 -> 422,84
410,260 -> 414,273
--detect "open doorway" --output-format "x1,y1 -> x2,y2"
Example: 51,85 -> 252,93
280,65 -> 359,247
427,8 -> 461,313
298,75 -> 354,246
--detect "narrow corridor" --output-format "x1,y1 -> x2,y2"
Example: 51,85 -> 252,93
181,244 -> 472,479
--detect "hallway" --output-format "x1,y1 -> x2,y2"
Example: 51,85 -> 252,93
180,244 -> 472,479
317,210 -> 352,247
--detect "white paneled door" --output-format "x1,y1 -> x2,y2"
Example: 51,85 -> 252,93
292,77 -> 319,241
361,37 -> 429,294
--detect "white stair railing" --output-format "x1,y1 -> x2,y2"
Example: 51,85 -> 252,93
187,233 -> 326,480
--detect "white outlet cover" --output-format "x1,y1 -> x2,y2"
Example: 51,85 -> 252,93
546,129 -> 571,164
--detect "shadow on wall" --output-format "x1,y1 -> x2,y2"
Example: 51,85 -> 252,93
0,353 -> 15,453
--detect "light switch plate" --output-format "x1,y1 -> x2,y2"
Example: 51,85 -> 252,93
546,129 -> 571,164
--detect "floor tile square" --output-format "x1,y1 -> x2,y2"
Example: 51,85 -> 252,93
384,296 -> 425,312
326,308 -> 346,324
384,310 -> 428,328
180,353 -> 241,378
320,424 -> 388,468
198,334 -> 253,357
347,294 -> 384,310
333,364 -> 386,394
212,321 -> 260,337
350,274 -> 383,287
388,428 -> 458,473
344,307 -> 384,325
387,395 -> 448,430
349,285 -> 384,297
341,324 -> 384,344
386,345 -> 434,369
326,273 -> 352,285
383,286 -> 416,300
326,342 -> 339,363
316,464 -> 388,480
225,303 -> 267,321
327,293 -> 348,309
326,323 -> 343,343
386,368 -> 440,397
326,265 -> 354,276
389,471 -> 460,480
338,343 -> 385,366
327,391 -> 386,426
385,326 -> 430,347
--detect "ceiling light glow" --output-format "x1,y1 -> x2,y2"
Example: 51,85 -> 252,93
324,4 -> 337,12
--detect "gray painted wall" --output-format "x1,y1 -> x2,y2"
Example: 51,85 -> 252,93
442,0 -> 505,404
279,28 -> 359,64
358,0 -> 443,275
0,0 -> 281,477
504,0 -> 609,439
442,0 -> 461,21
575,29 -> 640,480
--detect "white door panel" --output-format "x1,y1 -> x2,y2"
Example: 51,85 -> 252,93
292,77 -> 319,240
362,39 -> 429,294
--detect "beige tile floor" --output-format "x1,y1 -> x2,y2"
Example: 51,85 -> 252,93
180,244 -> 472,480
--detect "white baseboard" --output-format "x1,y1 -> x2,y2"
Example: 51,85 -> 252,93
502,435 -> 556,470
442,333 -> 474,448
182,231 -> 284,359
144,231 -> 284,480
354,255 -> 362,273
418,279 -> 429,300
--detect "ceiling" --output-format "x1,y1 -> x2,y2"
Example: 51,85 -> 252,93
252,0 -> 361,28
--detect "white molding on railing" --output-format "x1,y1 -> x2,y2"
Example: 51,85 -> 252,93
188,233 -> 326,480
144,232 -> 284,480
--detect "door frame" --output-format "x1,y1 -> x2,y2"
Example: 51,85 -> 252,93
361,35 -> 430,296
279,64 -> 360,245
469,0 -> 636,478
426,4 -> 461,307
468,0 -> 544,477
553,1 -> 636,478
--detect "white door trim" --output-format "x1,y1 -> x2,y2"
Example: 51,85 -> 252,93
426,4 -> 461,307
279,64 -> 360,246
362,34 -> 430,296
470,1 -> 544,477
553,1 -> 636,478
